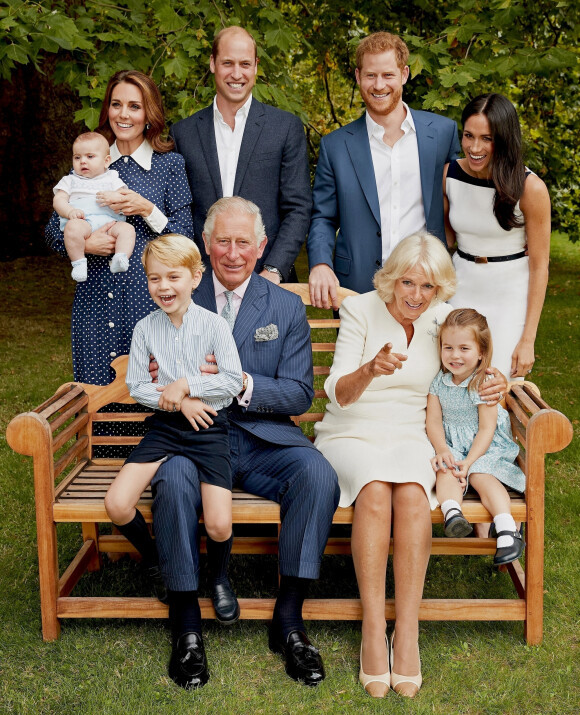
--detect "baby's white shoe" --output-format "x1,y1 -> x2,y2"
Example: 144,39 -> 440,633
110,253 -> 129,274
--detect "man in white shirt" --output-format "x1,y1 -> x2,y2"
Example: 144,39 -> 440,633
307,31 -> 460,308
171,26 -> 312,283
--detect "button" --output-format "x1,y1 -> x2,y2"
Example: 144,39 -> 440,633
123,156 -> 128,163
108,322 -> 115,327
175,337 -> 179,341
376,231 -> 381,237
108,292 -> 114,298
110,352 -> 117,357
375,260 -> 381,267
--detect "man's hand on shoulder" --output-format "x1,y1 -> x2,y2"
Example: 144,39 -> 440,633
309,263 -> 340,310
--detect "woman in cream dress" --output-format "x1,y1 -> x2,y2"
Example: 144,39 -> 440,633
314,233 -> 506,699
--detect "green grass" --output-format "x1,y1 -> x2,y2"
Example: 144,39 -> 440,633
0,237 -> 578,714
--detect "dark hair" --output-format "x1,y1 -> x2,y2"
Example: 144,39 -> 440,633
462,93 -> 525,231
439,308 -> 492,392
97,70 -> 174,154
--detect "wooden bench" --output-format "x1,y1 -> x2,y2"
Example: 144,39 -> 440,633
6,284 -> 573,644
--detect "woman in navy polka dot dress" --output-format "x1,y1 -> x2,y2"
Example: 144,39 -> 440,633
46,70 -> 193,385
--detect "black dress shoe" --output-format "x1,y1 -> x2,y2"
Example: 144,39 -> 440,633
443,507 -> 473,538
493,529 -> 524,566
148,565 -> 168,604
168,632 -> 209,690
213,580 -> 240,625
269,628 -> 325,686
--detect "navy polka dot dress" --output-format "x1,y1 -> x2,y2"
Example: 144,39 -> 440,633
46,150 -> 193,385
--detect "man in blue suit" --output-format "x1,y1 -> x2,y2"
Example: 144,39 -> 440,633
308,31 -> 460,308
170,26 -> 311,284
152,197 -> 340,690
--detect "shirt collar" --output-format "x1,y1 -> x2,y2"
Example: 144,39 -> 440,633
160,299 -> 195,324
71,169 -> 110,180
441,370 -> 473,388
110,139 -> 153,170
212,272 -> 251,301
213,94 -> 252,125
365,101 -> 415,141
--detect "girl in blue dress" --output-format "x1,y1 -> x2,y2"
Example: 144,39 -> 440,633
426,308 -> 525,566
46,70 -> 193,385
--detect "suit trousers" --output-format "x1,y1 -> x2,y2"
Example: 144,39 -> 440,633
151,424 -> 340,591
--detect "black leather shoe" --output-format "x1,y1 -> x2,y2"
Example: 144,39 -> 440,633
148,565 -> 168,604
168,632 -> 209,690
269,628 -> 325,686
213,580 -> 240,625
444,507 -> 473,538
493,529 -> 524,566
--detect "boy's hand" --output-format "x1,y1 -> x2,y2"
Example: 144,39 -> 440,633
156,378 -> 189,411
431,450 -> 457,473
68,208 -> 85,220
181,397 -> 218,431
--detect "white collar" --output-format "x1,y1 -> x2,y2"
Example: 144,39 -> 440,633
110,140 -> 153,170
212,271 -> 251,300
365,101 -> 415,140
213,94 -> 252,124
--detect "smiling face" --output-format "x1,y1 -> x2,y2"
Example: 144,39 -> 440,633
210,29 -> 258,113
146,256 -> 202,326
387,267 -> 437,326
203,210 -> 267,291
462,113 -> 494,179
440,325 -> 482,384
72,138 -> 110,178
108,81 -> 147,154
355,50 -> 408,121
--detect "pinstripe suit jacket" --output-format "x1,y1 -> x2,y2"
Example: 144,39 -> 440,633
194,272 -> 316,448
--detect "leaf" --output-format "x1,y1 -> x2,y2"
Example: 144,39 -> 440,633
163,52 -> 191,81
74,106 -> 101,131
6,43 -> 28,64
409,52 -> 430,78
153,2 -> 184,33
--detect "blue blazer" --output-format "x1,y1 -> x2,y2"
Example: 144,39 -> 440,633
171,99 -> 312,280
307,110 -> 460,294
194,272 -> 315,448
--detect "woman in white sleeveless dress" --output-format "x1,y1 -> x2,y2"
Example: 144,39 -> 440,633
444,93 -> 551,380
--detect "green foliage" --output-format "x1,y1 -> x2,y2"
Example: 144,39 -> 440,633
1,0 -> 579,237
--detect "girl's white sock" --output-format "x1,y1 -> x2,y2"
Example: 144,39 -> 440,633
441,499 -> 462,519
71,258 -> 87,282
494,513 -> 517,548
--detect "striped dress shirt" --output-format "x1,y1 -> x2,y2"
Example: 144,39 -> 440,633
127,300 -> 243,411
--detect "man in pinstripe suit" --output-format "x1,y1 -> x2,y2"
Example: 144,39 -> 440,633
152,197 -> 340,690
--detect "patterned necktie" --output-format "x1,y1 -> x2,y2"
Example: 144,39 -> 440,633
221,290 -> 236,331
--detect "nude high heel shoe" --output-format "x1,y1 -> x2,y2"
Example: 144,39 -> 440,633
359,635 -> 390,698
390,631 -> 422,698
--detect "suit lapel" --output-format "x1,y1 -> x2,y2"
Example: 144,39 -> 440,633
412,109 -> 437,223
193,272 -> 217,313
233,273 -> 268,348
344,115 -> 381,227
196,106 -> 223,199
234,99 -> 265,195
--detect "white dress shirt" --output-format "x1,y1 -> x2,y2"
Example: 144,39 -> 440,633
109,140 -> 168,233
213,94 -> 252,197
212,273 -> 254,407
366,103 -> 426,261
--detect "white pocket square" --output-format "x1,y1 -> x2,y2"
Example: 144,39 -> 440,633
254,324 -> 279,342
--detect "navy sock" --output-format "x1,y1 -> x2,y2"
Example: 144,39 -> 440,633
114,508 -> 158,567
206,534 -> 233,587
272,576 -> 311,640
168,589 -> 202,645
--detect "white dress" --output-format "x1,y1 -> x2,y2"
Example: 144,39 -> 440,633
314,292 -> 452,508
446,160 -> 529,379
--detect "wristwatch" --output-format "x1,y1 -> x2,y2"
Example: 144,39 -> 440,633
263,265 -> 283,281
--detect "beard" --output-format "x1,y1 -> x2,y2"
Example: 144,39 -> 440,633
360,84 -> 403,117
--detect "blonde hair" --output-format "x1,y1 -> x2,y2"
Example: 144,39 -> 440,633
203,196 -> 266,245
439,308 -> 493,391
142,234 -> 204,275
373,232 -> 456,304
355,32 -> 409,71
73,132 -> 110,156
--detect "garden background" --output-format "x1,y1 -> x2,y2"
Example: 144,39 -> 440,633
0,1 -> 578,712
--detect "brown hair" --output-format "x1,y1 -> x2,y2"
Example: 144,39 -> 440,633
356,32 -> 409,71
211,26 -> 257,61
73,132 -> 110,155
97,70 -> 174,153
439,309 -> 493,392
142,234 -> 204,276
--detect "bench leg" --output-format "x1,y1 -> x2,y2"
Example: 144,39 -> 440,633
82,523 -> 102,571
524,520 -> 544,645
37,519 -> 60,641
